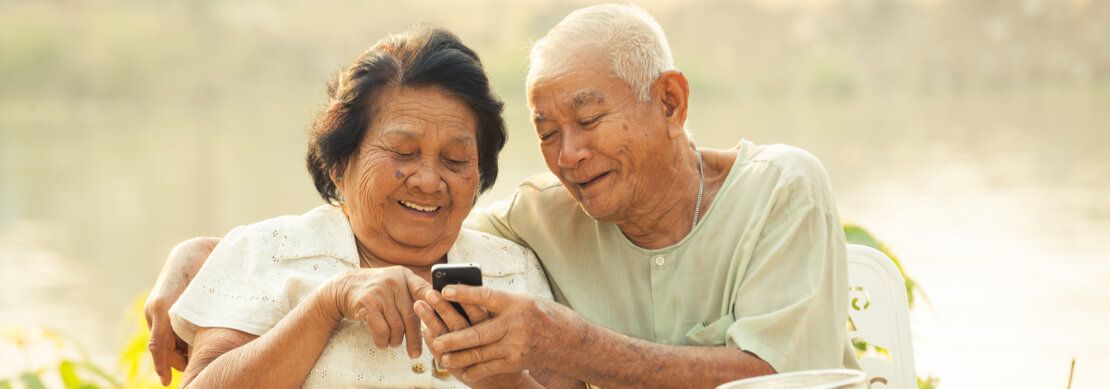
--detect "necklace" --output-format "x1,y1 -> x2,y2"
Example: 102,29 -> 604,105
692,149 -> 704,231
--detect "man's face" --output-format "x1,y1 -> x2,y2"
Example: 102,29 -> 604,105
527,54 -> 671,221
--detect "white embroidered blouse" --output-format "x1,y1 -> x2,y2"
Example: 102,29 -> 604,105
169,205 -> 553,388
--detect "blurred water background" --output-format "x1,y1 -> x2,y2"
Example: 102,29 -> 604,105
2,0 -> 1108,387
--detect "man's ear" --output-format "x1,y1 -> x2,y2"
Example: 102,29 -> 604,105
655,70 -> 690,139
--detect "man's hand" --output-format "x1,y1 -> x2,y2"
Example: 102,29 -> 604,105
429,285 -> 580,382
144,237 -> 220,386
415,290 -> 538,388
324,266 -> 435,359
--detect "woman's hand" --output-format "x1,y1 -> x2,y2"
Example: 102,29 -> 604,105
415,290 -> 533,388
144,236 -> 220,386
325,266 -> 434,359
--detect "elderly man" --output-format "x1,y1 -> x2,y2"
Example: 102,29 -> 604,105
145,4 -> 855,388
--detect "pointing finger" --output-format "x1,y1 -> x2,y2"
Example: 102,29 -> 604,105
405,271 -> 434,303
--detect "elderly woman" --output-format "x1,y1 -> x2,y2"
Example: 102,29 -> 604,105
165,27 -> 555,388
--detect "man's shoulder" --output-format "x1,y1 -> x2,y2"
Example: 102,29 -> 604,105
516,172 -> 566,193
466,172 -> 583,247
737,142 -> 832,187
512,172 -> 579,210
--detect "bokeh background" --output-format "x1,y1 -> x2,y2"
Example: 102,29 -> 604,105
2,0 -> 1108,387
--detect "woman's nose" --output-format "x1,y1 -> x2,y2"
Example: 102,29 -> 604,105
406,160 -> 445,194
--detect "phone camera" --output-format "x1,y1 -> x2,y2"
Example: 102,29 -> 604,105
434,271 -> 443,279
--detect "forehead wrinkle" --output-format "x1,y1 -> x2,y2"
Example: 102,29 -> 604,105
382,106 -> 469,125
377,119 -> 476,146
376,107 -> 473,135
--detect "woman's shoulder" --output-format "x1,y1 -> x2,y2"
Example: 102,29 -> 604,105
170,205 -> 355,343
448,228 -> 534,276
217,204 -> 359,265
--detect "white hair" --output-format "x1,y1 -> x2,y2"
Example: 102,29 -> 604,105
527,3 -> 675,101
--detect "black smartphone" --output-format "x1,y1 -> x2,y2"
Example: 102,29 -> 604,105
431,263 -> 483,319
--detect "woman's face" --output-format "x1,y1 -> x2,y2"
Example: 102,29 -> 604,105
337,86 -> 481,266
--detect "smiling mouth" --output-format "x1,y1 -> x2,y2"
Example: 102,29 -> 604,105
398,200 -> 441,213
576,171 -> 612,190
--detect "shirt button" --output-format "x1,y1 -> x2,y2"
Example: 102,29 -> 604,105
654,256 -> 666,266
412,361 -> 427,374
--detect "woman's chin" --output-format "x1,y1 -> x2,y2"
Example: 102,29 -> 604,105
386,227 -> 451,252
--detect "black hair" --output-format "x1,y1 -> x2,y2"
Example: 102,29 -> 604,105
306,26 -> 507,204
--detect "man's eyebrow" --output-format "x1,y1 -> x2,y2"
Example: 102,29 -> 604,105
569,90 -> 604,109
532,89 -> 604,123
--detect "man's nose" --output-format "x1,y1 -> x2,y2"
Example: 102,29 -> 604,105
558,129 -> 592,169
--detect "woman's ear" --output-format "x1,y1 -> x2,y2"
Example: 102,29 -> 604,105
656,70 -> 690,139
330,162 -> 348,194
329,166 -> 342,187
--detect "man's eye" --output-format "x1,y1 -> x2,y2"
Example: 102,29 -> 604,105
578,116 -> 601,127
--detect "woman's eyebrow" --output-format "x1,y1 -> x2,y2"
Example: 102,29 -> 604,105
448,135 -> 476,147
380,128 -> 421,141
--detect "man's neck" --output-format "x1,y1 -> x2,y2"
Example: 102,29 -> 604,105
614,146 -> 702,250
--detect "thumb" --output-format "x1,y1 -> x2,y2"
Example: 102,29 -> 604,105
441,285 -> 509,312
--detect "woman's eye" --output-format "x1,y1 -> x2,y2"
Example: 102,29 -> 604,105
539,130 -> 557,141
442,157 -> 471,171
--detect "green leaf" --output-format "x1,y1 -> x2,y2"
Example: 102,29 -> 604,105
60,360 -> 83,389
0,378 -> 12,389
20,372 -> 47,389
74,361 -> 120,388
843,224 -> 883,249
843,223 -> 927,308
918,375 -> 940,389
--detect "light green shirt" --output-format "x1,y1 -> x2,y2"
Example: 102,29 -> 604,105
466,140 -> 856,372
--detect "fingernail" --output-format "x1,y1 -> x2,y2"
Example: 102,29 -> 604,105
442,287 -> 456,297
442,355 -> 451,367
433,339 -> 444,351
409,350 -> 420,359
